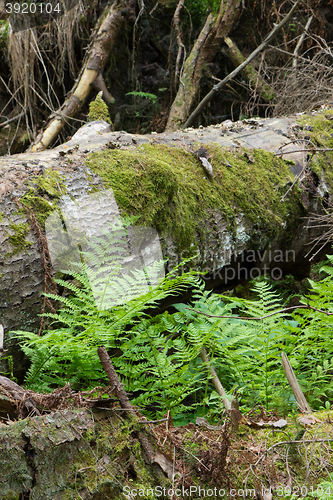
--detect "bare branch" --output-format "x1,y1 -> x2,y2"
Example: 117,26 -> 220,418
292,15 -> 313,71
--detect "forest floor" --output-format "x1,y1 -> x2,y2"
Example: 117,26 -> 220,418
0,379 -> 332,499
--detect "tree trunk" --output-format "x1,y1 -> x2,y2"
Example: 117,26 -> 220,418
30,0 -> 135,152
165,0 -> 242,131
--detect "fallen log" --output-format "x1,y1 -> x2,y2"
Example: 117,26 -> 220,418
0,110 -> 332,379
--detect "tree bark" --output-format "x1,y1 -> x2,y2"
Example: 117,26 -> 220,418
30,0 -> 134,152
165,0 -> 242,131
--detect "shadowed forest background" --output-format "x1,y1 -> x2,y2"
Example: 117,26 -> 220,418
0,0 -> 333,153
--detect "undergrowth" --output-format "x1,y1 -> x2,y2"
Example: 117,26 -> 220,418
12,239 -> 333,419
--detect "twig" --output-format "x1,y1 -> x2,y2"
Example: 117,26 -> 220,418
280,151 -> 313,202
281,352 -> 310,412
0,112 -> 25,128
97,346 -> 155,463
172,0 -> 186,86
138,418 -> 168,424
292,15 -> 313,72
200,347 -> 232,410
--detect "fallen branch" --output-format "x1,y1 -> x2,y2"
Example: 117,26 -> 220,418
200,347 -> 232,410
281,352 -> 310,413
0,376 -> 40,418
97,346 -> 155,463
30,0 -> 130,152
223,37 -> 274,103
183,0 -> 300,129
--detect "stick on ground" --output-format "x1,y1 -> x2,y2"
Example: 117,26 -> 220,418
97,346 -> 154,463
281,352 -> 311,413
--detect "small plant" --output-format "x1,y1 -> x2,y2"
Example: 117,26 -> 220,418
88,92 -> 112,124
126,91 -> 158,104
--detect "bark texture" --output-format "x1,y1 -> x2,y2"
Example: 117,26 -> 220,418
0,408 -> 161,498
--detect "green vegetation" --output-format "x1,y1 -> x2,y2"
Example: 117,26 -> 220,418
86,143 -> 301,254
17,169 -> 66,227
19,189 -> 57,227
88,93 -> 112,124
12,211 -> 333,419
297,109 -> 333,190
6,222 -> 32,256
33,168 -> 66,198
126,91 -> 158,103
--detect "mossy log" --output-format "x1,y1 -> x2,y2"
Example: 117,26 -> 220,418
1,111 -> 333,379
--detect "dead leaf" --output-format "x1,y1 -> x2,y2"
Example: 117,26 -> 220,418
272,419 -> 288,428
153,450 -> 180,481
244,418 -> 287,429
297,414 -> 321,426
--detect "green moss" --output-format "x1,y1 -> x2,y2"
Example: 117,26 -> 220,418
0,211 -> 4,222
33,168 -> 66,199
17,169 -> 66,229
6,223 -> 32,256
297,110 -> 333,190
86,143 -> 302,254
19,189 -> 57,228
88,93 -> 112,124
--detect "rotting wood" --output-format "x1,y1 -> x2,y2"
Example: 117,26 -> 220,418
281,352 -> 311,413
97,346 -> 155,463
0,375 -> 40,418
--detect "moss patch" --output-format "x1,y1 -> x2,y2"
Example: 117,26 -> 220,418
33,168 -> 66,199
19,189 -> 57,227
297,109 -> 333,190
86,143 -> 302,253
88,93 -> 112,125
6,222 -> 32,256
18,169 -> 66,228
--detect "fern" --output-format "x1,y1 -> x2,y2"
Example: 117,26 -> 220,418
13,238 -> 202,416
